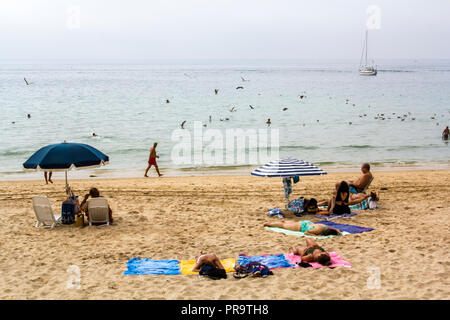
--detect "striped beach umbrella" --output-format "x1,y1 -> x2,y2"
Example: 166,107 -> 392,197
251,158 -> 327,204
251,158 -> 327,177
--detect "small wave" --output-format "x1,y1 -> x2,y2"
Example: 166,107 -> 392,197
113,148 -> 148,155
279,145 -> 320,151
339,145 -> 376,149
178,164 -> 254,171
0,150 -> 32,157
378,69 -> 415,73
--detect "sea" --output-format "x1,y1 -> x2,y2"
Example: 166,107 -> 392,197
0,59 -> 449,180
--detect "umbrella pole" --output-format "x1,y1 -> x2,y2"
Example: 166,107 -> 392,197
65,171 -> 69,196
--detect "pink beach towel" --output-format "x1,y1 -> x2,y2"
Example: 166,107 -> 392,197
285,252 -> 351,269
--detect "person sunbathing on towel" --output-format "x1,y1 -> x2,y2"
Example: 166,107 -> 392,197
336,162 -> 373,194
289,238 -> 332,266
192,252 -> 225,272
317,181 -> 371,215
264,219 -> 342,236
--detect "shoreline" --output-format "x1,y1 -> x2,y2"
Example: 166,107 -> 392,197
1,162 -> 449,182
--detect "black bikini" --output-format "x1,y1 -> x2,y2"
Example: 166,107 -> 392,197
333,192 -> 351,215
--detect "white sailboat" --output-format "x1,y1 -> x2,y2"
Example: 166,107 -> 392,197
359,30 -> 377,76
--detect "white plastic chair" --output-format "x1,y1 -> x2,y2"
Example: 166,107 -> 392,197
32,196 -> 61,229
87,197 -> 110,226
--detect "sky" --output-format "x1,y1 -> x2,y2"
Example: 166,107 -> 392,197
0,0 -> 449,60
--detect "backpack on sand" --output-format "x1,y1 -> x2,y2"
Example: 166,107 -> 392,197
233,261 -> 273,279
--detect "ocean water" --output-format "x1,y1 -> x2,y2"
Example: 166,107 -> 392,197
0,59 -> 449,179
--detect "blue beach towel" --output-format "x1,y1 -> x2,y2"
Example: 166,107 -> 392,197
315,221 -> 374,234
314,211 -> 358,220
123,258 -> 181,275
238,254 -> 295,270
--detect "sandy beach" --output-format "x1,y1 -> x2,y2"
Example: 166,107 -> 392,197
0,169 -> 449,300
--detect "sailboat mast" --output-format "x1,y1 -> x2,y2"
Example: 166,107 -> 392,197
365,30 -> 368,67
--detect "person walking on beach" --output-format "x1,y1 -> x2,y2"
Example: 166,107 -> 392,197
44,171 -> 53,184
443,126 -> 449,140
144,142 -> 163,177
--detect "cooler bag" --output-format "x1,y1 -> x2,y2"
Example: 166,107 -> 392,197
61,200 -> 75,224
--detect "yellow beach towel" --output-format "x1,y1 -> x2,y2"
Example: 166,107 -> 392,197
180,258 -> 236,275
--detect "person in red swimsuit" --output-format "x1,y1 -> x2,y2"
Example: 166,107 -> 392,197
144,142 -> 163,177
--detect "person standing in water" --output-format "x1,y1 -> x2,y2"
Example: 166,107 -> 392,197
144,142 -> 163,177
44,171 -> 53,184
443,126 -> 449,140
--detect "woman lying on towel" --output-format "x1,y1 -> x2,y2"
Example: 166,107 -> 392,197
289,238 -> 332,266
264,220 -> 342,236
317,181 -> 371,215
192,252 -> 225,272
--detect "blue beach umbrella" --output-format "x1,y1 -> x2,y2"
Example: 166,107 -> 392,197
23,142 -> 109,193
251,157 -> 327,204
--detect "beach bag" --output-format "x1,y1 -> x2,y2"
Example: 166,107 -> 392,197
368,197 -> 378,210
268,208 -> 284,218
199,265 -> 227,280
61,200 -> 75,224
287,197 -> 305,215
68,195 -> 81,214
233,261 -> 273,279
288,197 -> 318,216
75,213 -> 85,227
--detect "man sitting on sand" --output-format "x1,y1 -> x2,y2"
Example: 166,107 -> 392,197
192,252 -> 226,272
317,181 -> 371,215
337,162 -> 373,194
80,187 -> 113,224
144,142 -> 163,177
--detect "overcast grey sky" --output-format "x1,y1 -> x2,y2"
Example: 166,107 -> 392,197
1,0 -> 449,60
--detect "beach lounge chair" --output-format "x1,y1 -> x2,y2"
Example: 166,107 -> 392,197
86,197 -> 110,226
360,177 -> 374,194
32,196 -> 61,228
